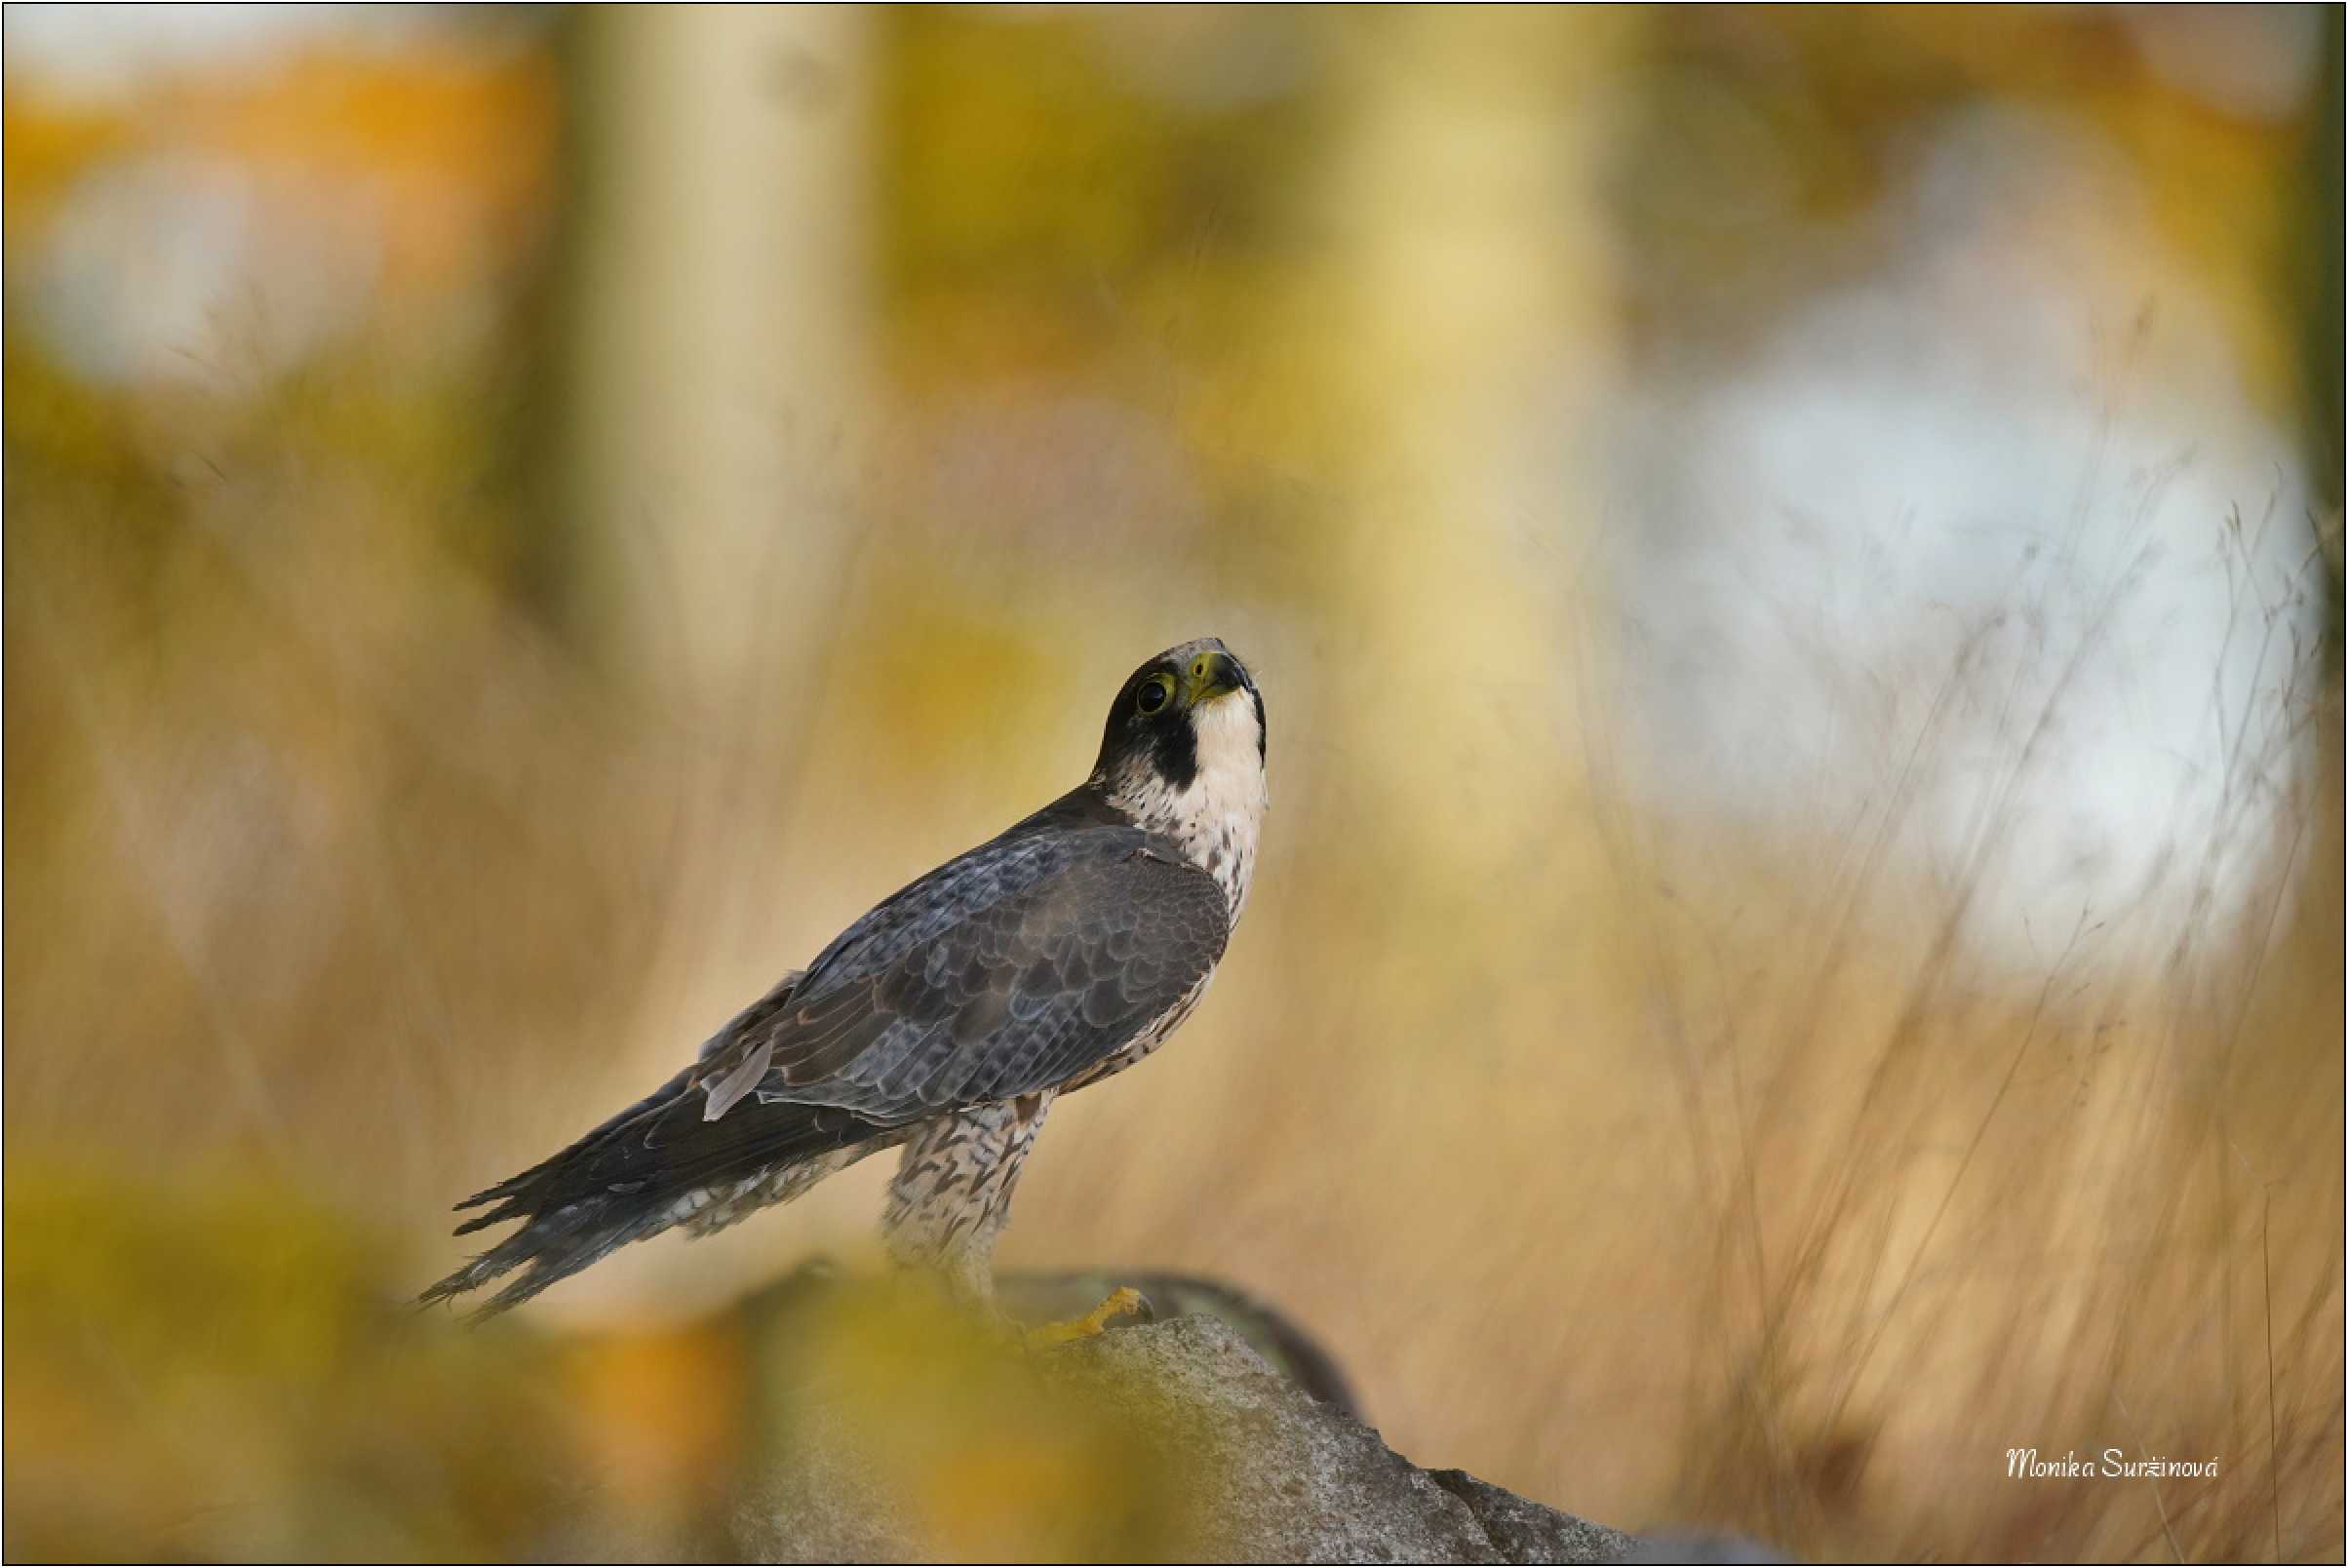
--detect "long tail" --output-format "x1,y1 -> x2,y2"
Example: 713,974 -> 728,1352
419,1067 -> 893,1318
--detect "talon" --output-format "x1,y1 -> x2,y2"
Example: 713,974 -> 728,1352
1025,1285 -> 1148,1347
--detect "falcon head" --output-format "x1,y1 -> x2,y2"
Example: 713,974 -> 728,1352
1093,638 -> 1265,797
1090,639 -> 1269,914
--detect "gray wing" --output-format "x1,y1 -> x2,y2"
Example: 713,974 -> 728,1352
694,825 -> 1229,1125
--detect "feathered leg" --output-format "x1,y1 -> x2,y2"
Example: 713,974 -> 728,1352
881,1093 -> 1055,1303
880,1093 -> 1145,1342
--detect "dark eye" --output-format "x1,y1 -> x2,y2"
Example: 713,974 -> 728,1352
1136,675 -> 1173,715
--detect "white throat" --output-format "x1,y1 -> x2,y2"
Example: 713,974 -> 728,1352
1106,694 -> 1269,923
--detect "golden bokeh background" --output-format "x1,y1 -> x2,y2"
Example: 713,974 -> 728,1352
6,7 -> 2342,1560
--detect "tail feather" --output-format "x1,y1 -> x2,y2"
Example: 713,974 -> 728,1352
420,1069 -> 896,1318
419,1192 -> 669,1318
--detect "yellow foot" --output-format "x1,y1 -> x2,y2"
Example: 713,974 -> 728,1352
1024,1285 -> 1149,1347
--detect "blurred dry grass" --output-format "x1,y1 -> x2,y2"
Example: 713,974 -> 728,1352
8,367 -> 2338,1557
6,7 -> 2343,1563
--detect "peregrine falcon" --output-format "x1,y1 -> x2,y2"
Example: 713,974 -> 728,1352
421,639 -> 1268,1329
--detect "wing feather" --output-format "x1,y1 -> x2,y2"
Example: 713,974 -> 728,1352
689,824 -> 1228,1129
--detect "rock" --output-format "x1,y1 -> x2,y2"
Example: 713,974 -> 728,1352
1619,1531 -> 1794,1564
996,1267 -> 1365,1415
742,1311 -> 1637,1563
1428,1468 -> 1643,1564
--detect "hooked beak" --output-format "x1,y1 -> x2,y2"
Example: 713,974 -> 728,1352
1183,648 -> 1247,706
